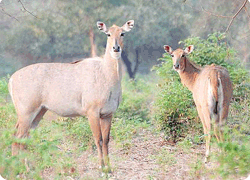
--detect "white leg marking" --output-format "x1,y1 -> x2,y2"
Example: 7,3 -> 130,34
218,78 -> 224,123
207,78 -> 214,117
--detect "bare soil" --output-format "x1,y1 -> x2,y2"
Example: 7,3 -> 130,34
42,128 -> 222,180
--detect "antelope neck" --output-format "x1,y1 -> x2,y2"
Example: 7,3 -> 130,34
103,50 -> 122,83
179,58 -> 201,92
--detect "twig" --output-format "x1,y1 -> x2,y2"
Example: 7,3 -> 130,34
199,0 -> 231,18
185,1 -> 231,18
18,0 -> 38,18
1,7 -> 19,21
225,0 -> 248,32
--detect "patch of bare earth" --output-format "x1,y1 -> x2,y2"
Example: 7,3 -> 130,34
74,130 -> 221,180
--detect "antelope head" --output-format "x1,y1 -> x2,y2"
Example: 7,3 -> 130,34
97,20 -> 134,59
164,45 -> 194,72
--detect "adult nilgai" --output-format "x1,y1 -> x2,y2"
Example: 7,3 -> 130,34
8,20 -> 134,169
164,45 -> 233,161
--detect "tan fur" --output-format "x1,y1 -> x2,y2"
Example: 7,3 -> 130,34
164,45 -> 233,161
9,20 -> 134,169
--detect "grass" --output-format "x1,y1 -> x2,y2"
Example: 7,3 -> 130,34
0,72 -> 250,179
215,96 -> 250,178
150,147 -> 176,168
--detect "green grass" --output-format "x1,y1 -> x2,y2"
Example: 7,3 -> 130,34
150,147 -> 176,168
214,97 -> 250,178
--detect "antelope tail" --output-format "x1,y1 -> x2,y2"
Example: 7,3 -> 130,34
211,73 -> 219,114
208,72 -> 223,119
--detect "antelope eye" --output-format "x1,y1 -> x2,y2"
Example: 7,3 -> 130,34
107,34 -> 111,37
171,54 -> 174,57
182,54 -> 185,57
121,33 -> 125,36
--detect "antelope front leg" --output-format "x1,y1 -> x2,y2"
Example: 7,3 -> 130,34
100,115 -> 112,169
88,114 -> 104,168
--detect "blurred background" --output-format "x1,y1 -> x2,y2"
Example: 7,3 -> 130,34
0,0 -> 249,78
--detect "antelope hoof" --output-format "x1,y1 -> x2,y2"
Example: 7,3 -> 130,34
100,166 -> 112,178
204,155 -> 210,163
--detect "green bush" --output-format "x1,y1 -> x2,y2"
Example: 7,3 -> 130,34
153,79 -> 198,142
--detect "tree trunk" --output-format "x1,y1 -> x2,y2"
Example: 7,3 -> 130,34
89,27 -> 97,57
121,50 -> 134,78
121,47 -> 141,79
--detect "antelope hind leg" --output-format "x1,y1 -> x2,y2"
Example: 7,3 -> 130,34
88,112 -> 104,169
12,107 -> 45,156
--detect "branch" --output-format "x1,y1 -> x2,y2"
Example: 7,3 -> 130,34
18,0 -> 38,18
225,0 -> 248,32
244,6 -> 250,29
1,7 -> 19,21
199,0 -> 232,18
185,2 -> 231,18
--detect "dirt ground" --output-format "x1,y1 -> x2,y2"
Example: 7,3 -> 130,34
42,129 -> 220,180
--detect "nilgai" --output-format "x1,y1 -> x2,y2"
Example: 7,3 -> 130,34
164,45 -> 233,161
8,20 -> 134,169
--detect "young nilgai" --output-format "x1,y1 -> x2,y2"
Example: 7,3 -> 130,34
164,45 -> 233,162
9,20 -> 134,169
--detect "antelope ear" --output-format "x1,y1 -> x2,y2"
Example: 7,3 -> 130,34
97,21 -> 108,33
164,45 -> 173,54
184,45 -> 194,54
122,20 -> 134,32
